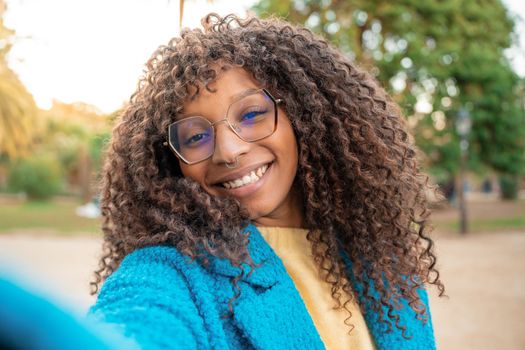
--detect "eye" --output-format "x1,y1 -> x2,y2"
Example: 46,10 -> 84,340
241,109 -> 267,122
184,132 -> 210,146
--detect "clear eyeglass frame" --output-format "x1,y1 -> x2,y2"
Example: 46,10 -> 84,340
164,88 -> 283,165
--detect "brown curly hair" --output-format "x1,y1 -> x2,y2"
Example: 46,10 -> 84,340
91,13 -> 446,338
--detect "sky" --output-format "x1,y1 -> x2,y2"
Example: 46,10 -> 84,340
4,0 -> 257,113
4,0 -> 525,114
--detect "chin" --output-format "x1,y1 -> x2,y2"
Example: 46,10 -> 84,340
244,200 -> 277,220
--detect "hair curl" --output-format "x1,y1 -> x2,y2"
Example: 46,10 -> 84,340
92,13 -> 446,338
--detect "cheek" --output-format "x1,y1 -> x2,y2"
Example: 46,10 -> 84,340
179,162 -> 204,184
280,118 -> 299,167
288,143 -> 299,181
179,161 -> 221,196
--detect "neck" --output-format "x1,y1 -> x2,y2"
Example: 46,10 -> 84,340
253,182 -> 306,229
254,216 -> 305,229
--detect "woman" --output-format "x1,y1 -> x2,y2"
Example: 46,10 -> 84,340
89,13 -> 446,350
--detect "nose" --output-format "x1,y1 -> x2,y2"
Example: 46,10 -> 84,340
211,122 -> 250,165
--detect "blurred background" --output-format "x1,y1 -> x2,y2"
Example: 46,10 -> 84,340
0,0 -> 524,349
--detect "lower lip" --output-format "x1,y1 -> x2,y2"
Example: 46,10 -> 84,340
218,162 -> 274,198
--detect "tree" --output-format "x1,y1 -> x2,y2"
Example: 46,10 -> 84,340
0,1 -> 37,161
253,0 -> 525,181
36,101 -> 111,201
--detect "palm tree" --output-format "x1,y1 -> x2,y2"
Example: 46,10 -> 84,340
0,64 -> 37,160
0,2 -> 37,160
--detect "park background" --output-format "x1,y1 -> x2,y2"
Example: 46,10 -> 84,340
0,0 -> 524,349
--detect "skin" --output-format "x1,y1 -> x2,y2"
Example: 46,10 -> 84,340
178,67 -> 305,228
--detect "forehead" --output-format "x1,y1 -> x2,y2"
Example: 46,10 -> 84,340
178,67 -> 261,117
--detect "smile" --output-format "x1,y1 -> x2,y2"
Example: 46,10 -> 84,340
221,163 -> 270,189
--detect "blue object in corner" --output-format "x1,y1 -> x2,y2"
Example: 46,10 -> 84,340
0,275 -> 139,350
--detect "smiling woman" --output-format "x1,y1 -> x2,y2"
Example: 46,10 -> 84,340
88,13 -> 446,350
176,68 -> 303,228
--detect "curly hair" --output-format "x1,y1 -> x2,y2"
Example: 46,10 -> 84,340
91,13 -> 446,338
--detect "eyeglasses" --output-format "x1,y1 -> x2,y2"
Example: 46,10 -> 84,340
165,88 -> 282,165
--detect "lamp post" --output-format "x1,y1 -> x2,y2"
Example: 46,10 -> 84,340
456,107 -> 471,235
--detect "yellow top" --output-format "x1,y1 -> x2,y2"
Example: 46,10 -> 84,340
256,225 -> 377,350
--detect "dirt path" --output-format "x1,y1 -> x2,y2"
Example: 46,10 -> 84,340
428,231 -> 525,349
0,230 -> 524,349
0,232 -> 101,311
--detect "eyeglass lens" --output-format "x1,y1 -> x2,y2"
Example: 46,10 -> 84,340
169,90 -> 276,163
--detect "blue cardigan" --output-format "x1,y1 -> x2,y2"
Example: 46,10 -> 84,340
88,223 -> 436,349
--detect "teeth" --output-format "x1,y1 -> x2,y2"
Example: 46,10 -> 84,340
222,163 -> 270,189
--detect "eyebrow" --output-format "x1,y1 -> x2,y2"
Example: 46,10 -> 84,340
175,87 -> 260,121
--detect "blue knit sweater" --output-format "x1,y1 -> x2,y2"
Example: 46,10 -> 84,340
88,223 -> 436,349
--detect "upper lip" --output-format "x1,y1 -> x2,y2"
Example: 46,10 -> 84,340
210,161 -> 273,186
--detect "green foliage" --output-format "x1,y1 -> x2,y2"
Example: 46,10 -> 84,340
7,155 -> 63,200
499,174 -> 518,200
88,131 -> 111,173
37,116 -> 87,176
253,0 -> 525,179
32,102 -> 113,196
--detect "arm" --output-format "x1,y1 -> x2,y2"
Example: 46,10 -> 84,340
88,247 -> 208,350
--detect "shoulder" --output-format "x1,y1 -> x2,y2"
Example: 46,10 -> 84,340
117,245 -> 190,270
94,246 -> 192,299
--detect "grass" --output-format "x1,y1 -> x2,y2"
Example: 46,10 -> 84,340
0,200 -> 101,235
431,198 -> 525,233
1,196 -> 524,236
433,216 -> 525,233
